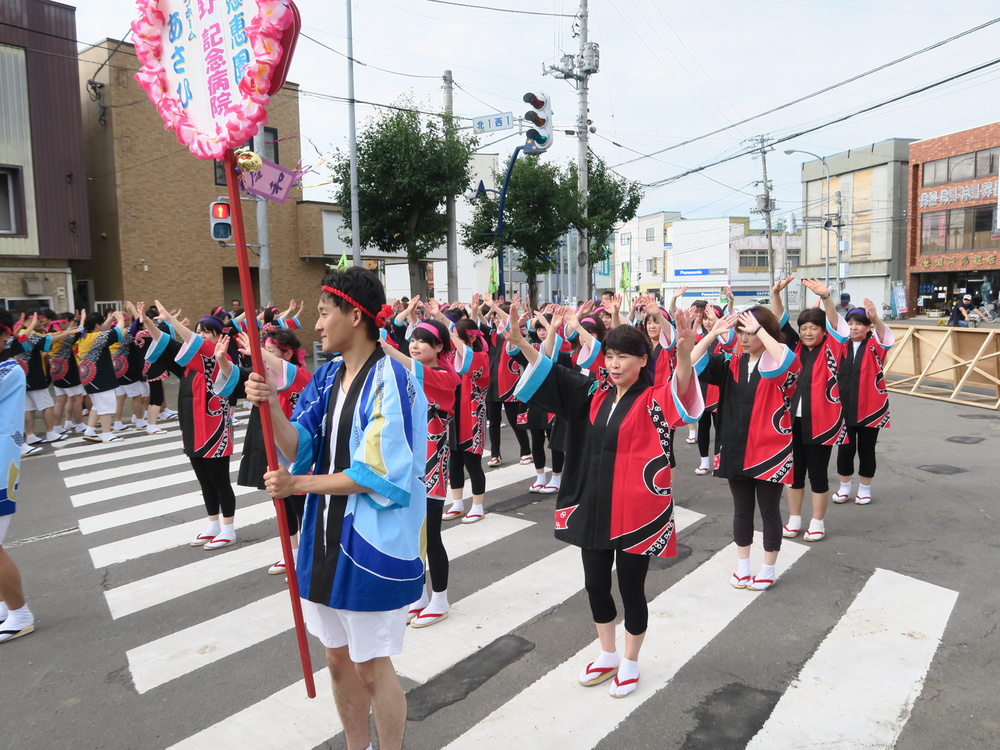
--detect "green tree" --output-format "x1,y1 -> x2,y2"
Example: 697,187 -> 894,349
462,156 -> 580,308
330,100 -> 478,297
569,154 -> 644,297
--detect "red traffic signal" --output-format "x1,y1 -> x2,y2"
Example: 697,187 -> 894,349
522,92 -> 553,153
212,203 -> 230,220
523,93 -> 546,110
210,200 -> 233,241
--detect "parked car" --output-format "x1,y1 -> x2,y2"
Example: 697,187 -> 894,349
737,297 -> 771,312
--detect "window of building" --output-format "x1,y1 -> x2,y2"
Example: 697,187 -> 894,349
620,232 -> 631,245
973,205 -> 997,249
645,227 -> 655,242
214,127 -> 280,186
0,167 -> 23,235
921,212 -> 946,254
645,257 -> 658,274
922,158 -> 948,187
786,246 -> 800,269
948,153 -> 976,183
976,147 -> 1000,178
947,206 -> 975,251
738,247 -> 768,269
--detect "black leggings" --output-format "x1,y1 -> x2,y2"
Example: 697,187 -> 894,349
581,548 -> 651,636
697,410 -> 721,459
189,456 -> 236,518
425,497 -> 448,592
791,418 -> 833,493
487,401 -> 531,458
148,380 -> 164,408
282,494 -> 306,536
449,450 -> 486,495
729,477 -> 784,552
837,426 -> 879,478
530,428 -> 565,473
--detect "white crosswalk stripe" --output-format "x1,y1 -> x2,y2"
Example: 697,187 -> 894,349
51,417 -> 958,750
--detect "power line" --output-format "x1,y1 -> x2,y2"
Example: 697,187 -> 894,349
300,32 -> 441,79
425,0 -> 577,17
646,54 -> 1000,189
611,15 -> 1000,168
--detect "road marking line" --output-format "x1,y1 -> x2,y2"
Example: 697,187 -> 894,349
165,507 -> 706,748
64,444 -> 244,487
443,534 -> 809,749
105,538 -> 283,619
745,568 -> 958,750
57,429 -> 245,470
78,486 -> 260,535
126,514 -> 535,694
71,465 -> 238,508
88,501 -> 277,568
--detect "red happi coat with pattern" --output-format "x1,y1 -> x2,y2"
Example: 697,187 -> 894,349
414,361 -> 461,498
457,349 -> 490,455
515,356 -> 704,558
782,321 -> 849,446
838,332 -> 891,429
701,347 -> 801,484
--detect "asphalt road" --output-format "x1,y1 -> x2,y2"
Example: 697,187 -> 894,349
1,390 -> 997,750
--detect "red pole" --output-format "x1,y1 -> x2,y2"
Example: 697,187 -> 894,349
224,149 -> 316,698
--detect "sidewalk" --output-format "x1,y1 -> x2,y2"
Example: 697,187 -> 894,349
892,315 -> 1000,329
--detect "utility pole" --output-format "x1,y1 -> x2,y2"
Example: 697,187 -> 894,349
835,190 -> 844,294
752,136 -> 777,292
544,0 -> 599,304
251,132 -> 271,305
345,0 -> 362,267
444,70 -> 458,300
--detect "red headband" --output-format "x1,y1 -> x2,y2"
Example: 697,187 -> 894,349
323,286 -> 393,327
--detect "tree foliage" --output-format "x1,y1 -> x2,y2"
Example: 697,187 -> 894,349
462,155 -> 580,308
573,153 -> 644,265
330,100 -> 478,297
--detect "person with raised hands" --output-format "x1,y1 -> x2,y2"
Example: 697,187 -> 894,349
139,302 -> 240,549
479,294 -> 532,467
771,277 -> 849,543
833,296 -> 893,506
78,310 -> 126,445
692,301 -> 735,474
506,300 -> 704,699
378,296 -> 463,629
692,307 -> 800,592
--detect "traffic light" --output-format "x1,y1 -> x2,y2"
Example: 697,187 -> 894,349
210,200 -> 232,241
523,92 -> 553,154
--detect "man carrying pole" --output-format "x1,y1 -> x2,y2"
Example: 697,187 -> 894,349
246,267 -> 428,750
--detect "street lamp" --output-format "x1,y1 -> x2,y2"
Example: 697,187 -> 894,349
785,149 -> 833,290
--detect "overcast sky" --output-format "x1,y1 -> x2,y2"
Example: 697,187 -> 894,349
73,0 -> 1000,226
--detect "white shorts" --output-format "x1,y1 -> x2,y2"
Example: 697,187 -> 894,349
300,599 -> 408,663
0,515 -> 10,546
119,381 -> 149,398
89,389 -> 118,416
24,388 -> 53,412
53,385 -> 86,398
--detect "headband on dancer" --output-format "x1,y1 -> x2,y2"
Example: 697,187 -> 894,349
197,316 -> 223,333
414,322 -> 442,342
322,285 -> 393,327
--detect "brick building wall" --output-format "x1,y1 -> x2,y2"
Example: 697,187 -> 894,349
77,40 -> 327,345
906,122 -> 1000,314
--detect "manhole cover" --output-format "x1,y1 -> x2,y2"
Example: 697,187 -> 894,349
917,464 -> 968,475
958,414 -> 1000,420
946,436 -> 985,444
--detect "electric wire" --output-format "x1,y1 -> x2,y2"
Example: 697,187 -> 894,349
425,0 -> 577,18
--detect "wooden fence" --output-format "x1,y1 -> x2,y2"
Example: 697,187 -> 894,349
883,324 -> 1000,409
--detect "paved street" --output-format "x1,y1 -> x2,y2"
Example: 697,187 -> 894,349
1,392 -> 997,750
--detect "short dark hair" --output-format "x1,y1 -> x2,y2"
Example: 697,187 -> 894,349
736,306 -> 785,343
320,266 -> 386,340
528,313 -> 552,344
604,324 -> 655,386
796,308 -> 826,329
0,310 -> 13,334
84,311 -> 105,332
454,318 -> 484,352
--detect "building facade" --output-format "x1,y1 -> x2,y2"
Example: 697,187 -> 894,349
76,39 -> 330,344
612,211 -> 682,298
793,138 -> 913,310
906,123 -> 1000,316
0,0 -> 91,313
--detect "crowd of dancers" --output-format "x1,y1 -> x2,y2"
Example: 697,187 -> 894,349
0,268 -> 893,750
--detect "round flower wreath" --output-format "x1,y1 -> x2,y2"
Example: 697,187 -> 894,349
131,0 -> 295,160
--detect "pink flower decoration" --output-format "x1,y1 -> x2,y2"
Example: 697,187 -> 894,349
131,0 -> 295,160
